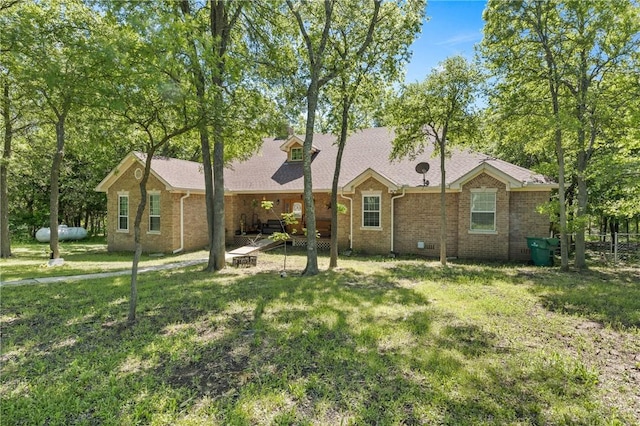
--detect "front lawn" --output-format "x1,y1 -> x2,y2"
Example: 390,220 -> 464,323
1,252 -> 638,425
0,239 -> 208,282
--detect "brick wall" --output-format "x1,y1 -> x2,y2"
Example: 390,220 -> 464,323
106,163 -> 210,253
107,164 -> 175,253
350,178 -> 392,254
224,195 -> 237,244
509,191 -> 551,261
178,193 -> 208,252
105,163 -> 551,260
393,192 -> 459,257
457,173 -> 510,260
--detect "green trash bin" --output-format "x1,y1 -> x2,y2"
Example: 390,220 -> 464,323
526,237 -> 559,266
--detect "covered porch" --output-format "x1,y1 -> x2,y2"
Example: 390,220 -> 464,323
225,192 -> 339,245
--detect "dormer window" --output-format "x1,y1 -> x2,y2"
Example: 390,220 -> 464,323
280,135 -> 319,162
290,147 -> 303,161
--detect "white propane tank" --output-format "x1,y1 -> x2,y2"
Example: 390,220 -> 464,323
35,225 -> 88,242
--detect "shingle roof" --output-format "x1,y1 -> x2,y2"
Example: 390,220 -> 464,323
224,127 -> 555,192
122,127 -> 554,193
134,152 -> 207,192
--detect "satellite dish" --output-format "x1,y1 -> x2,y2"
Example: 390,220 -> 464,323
415,162 -> 430,186
415,162 -> 430,174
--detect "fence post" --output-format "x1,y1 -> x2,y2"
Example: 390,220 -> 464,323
609,234 -> 613,261
614,232 -> 618,264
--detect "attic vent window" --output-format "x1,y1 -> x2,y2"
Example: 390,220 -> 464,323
290,147 -> 303,161
134,168 -> 142,180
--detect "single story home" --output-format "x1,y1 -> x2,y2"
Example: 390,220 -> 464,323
95,127 -> 557,260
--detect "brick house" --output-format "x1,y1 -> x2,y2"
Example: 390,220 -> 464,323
96,127 -> 556,260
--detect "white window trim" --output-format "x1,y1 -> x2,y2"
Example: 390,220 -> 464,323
361,190 -> 382,230
290,146 -> 303,162
117,192 -> 129,233
148,191 -> 161,234
469,188 -> 497,234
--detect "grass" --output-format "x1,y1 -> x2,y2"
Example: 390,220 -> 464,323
1,246 -> 639,425
0,238 -> 208,282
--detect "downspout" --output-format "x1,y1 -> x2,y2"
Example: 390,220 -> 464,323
172,192 -> 190,254
340,188 -> 353,249
390,186 -> 406,253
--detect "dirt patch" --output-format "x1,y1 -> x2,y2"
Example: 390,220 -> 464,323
564,320 -> 639,423
164,339 -> 253,400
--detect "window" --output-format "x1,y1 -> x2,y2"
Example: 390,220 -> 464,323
291,201 -> 303,219
149,193 -> 160,232
118,194 -> 129,231
362,194 -> 381,228
470,190 -> 496,232
290,147 -> 303,161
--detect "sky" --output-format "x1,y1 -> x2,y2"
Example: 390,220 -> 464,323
404,0 -> 488,83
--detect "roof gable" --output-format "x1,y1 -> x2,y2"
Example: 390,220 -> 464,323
279,135 -> 320,155
95,152 -> 143,192
448,159 -> 557,191
342,168 -> 399,193
449,161 -> 523,190
95,152 -> 207,193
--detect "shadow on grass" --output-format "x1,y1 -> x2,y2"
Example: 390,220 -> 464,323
389,260 -> 640,330
384,260 -> 525,286
524,268 -> 640,330
0,263 -> 617,424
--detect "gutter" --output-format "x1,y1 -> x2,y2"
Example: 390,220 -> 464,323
172,192 -> 190,254
339,189 -> 354,250
390,187 -> 406,253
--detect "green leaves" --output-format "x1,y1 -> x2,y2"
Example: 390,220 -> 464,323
388,56 -> 482,160
481,0 -> 640,269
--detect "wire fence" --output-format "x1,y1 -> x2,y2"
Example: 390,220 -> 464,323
584,233 -> 640,265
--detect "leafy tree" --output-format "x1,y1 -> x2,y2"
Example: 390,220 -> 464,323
482,1 -> 571,268
7,0 -> 107,259
100,3 -> 201,322
175,0 -> 275,272
323,0 -> 424,268
1,76 -> 12,257
557,0 -> 639,268
388,56 -> 482,266
282,0 -> 384,276
588,96 -> 640,236
481,0 -> 640,270
2,0 -> 35,254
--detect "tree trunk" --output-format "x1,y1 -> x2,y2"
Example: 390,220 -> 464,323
1,79 -> 12,258
535,4 -> 569,271
212,111 -> 226,270
129,239 -> 142,323
554,126 -> 569,271
128,154 -> 153,323
207,0 -> 237,272
545,66 -> 569,270
438,137 -> 447,266
200,127 -> 216,272
179,0 -> 217,272
575,149 -> 588,269
301,76 -> 320,276
49,115 -> 66,259
573,46 -> 590,270
329,94 -> 351,269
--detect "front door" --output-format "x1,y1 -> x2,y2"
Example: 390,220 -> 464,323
283,198 -> 304,234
